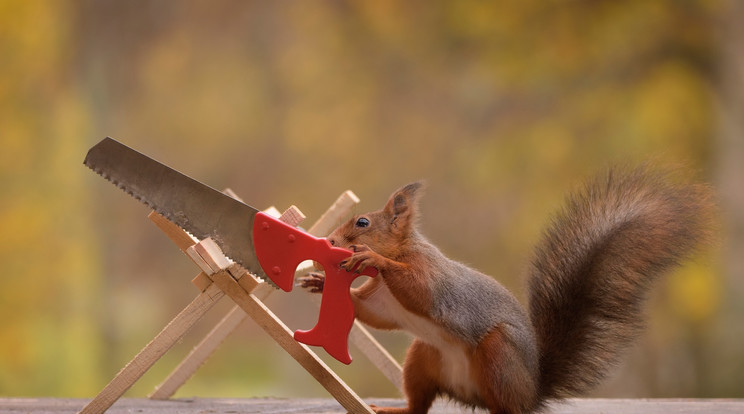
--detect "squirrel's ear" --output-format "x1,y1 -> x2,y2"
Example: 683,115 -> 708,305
383,181 -> 425,232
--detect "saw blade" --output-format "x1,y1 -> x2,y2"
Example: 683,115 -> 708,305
84,137 -> 279,287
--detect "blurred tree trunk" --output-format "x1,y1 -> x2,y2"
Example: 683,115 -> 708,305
713,0 -> 744,397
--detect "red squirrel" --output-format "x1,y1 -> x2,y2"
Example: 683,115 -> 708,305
299,166 -> 714,414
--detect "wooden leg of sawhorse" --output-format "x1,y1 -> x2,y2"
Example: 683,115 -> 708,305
151,282 -> 403,400
350,321 -> 403,391
149,284 -> 273,400
210,267 -> 374,414
150,286 -> 403,401
148,304 -> 246,400
79,282 -> 225,414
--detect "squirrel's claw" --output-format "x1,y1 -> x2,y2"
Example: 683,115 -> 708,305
297,271 -> 325,293
341,245 -> 379,274
350,244 -> 371,253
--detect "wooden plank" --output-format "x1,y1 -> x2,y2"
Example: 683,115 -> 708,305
306,190 -> 359,237
250,279 -> 276,298
221,188 -> 242,201
147,211 -> 196,252
278,205 -> 306,228
190,273 -> 212,293
79,283 -> 225,414
262,206 -> 281,218
348,322 -> 403,391
192,238 -> 232,273
209,270 -> 374,414
185,247 -> 215,275
148,212 -> 219,286
14,398 -> 744,414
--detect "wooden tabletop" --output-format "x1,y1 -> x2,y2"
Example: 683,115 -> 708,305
2,398 -> 744,413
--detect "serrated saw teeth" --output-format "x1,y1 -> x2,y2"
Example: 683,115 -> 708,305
91,156 -> 277,289
84,137 -> 273,288
87,163 -> 158,213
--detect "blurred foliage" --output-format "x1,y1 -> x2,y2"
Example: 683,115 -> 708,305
0,0 -> 741,400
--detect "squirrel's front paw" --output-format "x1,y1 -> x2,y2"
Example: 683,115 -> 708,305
297,271 -> 325,293
340,244 -> 379,273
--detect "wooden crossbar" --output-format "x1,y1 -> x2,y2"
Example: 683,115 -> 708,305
80,190 -> 401,414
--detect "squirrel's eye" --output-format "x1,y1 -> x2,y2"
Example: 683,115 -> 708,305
355,217 -> 370,228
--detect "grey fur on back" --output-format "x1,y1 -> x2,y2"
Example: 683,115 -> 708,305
418,237 -> 536,352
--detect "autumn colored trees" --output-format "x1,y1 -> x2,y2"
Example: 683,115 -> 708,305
0,0 -> 740,398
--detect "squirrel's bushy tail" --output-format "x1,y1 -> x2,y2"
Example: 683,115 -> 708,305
528,165 -> 714,402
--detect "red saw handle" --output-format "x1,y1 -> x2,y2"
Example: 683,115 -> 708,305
252,212 -> 377,364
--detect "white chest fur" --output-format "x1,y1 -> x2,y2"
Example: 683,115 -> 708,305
362,281 -> 480,401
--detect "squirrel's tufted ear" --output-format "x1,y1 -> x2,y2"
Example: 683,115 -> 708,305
383,181 -> 425,232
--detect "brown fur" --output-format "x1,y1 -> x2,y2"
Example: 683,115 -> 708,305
473,327 -> 538,414
298,167 -> 715,414
528,166 -> 715,402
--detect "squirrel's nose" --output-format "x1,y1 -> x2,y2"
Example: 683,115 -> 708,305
327,237 -> 336,246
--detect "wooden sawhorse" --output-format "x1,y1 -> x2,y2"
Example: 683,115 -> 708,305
79,191 -> 402,414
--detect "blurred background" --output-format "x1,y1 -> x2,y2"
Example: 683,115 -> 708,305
1,0 -> 742,400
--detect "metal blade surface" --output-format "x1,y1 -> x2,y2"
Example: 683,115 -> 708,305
84,137 -> 267,280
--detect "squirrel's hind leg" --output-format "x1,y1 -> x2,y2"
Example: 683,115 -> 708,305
473,327 -> 539,414
372,339 -> 441,414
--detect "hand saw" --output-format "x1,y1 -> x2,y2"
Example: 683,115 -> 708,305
84,137 -> 377,364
